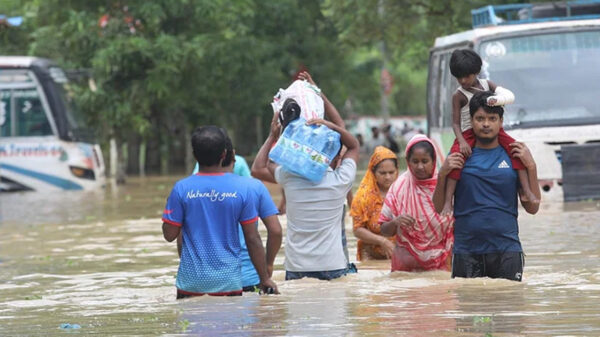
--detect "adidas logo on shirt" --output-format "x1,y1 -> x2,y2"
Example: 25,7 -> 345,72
498,160 -> 510,169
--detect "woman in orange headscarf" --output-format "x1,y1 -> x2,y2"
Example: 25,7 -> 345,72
351,146 -> 399,260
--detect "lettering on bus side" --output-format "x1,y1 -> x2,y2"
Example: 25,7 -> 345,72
0,143 -> 64,157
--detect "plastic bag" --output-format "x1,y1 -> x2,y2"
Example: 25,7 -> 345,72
271,80 -> 324,121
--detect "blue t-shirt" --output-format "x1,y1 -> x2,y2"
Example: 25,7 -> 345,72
162,173 -> 258,295
238,178 -> 279,287
453,146 -> 522,254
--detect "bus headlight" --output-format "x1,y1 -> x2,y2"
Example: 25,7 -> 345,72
69,166 -> 96,180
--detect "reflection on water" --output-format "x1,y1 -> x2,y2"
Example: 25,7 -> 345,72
1,176 -> 600,336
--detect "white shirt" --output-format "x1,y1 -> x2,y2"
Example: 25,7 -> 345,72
457,78 -> 490,132
275,158 -> 356,272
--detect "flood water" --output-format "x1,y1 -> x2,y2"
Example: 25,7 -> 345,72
1,176 -> 600,336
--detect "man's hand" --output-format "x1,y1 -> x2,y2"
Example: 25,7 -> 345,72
458,140 -> 472,158
306,118 -> 335,129
440,152 -> 465,177
267,264 -> 274,278
298,71 -> 317,87
270,111 -> 282,138
259,278 -> 279,295
510,142 -> 535,169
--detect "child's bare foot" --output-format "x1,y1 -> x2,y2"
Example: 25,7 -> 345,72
441,202 -> 453,216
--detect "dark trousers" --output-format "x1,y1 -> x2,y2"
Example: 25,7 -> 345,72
451,252 -> 524,282
285,268 -> 348,281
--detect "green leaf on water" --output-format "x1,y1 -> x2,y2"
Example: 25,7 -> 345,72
178,319 -> 190,332
473,316 -> 492,325
25,295 -> 42,300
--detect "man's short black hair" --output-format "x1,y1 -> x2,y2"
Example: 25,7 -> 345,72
450,49 -> 482,78
470,91 -> 504,118
191,126 -> 229,167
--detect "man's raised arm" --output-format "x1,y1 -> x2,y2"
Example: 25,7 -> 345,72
298,71 -> 345,129
432,153 -> 465,214
251,113 -> 280,183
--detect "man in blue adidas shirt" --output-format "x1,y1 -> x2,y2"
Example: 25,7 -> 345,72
433,91 -> 541,281
162,126 -> 278,297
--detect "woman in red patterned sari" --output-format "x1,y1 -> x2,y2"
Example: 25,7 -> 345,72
379,134 -> 454,272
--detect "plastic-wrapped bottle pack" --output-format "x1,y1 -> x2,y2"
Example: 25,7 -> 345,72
269,118 -> 341,183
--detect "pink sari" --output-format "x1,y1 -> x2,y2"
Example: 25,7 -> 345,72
378,134 -> 454,271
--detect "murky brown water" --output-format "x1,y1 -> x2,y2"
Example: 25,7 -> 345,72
1,176 -> 600,336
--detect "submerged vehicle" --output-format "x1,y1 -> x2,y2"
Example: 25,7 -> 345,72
427,1 -> 600,193
0,57 -> 105,191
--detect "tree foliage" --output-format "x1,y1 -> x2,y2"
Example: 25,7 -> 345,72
0,0 -> 531,174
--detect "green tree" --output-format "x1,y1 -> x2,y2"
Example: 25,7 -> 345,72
7,0 -> 362,176
326,0 -> 531,116
2,0 -> 538,176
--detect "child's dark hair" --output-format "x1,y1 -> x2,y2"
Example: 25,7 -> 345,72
221,135 -> 234,167
191,126 -> 229,167
279,98 -> 301,129
469,91 -> 504,118
450,49 -> 482,78
407,141 -> 435,162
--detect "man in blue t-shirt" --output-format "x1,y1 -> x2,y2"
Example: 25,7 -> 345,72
433,91 -> 541,281
162,126 -> 278,298
189,140 -> 282,292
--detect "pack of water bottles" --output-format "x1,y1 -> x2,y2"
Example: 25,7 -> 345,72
269,118 -> 341,183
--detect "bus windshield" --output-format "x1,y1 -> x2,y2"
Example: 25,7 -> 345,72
48,67 -> 91,141
0,69 -> 53,137
478,30 -> 600,128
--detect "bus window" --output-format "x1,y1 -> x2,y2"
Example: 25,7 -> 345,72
427,53 -> 441,128
0,69 -> 54,137
438,52 -> 457,129
0,89 -> 11,137
428,52 -> 454,129
478,30 -> 600,127
0,88 -> 52,137
15,88 -> 53,136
